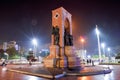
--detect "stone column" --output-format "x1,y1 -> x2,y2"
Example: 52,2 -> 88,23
51,35 -> 54,45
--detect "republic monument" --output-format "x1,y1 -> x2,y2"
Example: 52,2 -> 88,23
44,7 -> 81,69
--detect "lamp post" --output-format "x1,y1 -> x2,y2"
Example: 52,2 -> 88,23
107,47 -> 111,63
32,38 -> 37,57
95,25 -> 102,62
101,42 -> 106,58
80,38 -> 85,50
80,37 -> 85,59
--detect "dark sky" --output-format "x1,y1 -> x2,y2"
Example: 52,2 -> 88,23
0,0 -> 120,53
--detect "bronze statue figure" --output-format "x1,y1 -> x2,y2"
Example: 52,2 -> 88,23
64,29 -> 73,46
52,26 -> 60,45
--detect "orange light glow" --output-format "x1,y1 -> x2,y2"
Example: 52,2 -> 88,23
81,38 -> 85,43
80,37 -> 85,43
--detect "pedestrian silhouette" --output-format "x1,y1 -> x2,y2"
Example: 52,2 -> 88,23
1,59 -> 7,66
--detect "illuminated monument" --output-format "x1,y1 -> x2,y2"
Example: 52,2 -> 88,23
44,7 -> 81,69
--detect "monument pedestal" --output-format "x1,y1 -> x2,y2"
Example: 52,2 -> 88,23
44,45 -> 81,69
64,46 -> 81,69
44,45 -> 68,68
44,45 -> 59,67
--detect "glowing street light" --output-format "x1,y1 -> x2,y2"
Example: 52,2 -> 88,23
95,25 -> 102,62
29,48 -> 32,51
80,37 -> 85,49
32,38 -> 38,57
81,38 -> 85,43
107,48 -> 111,52
32,38 -> 37,46
101,43 -> 105,48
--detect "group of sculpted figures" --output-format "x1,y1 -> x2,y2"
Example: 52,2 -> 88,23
52,26 -> 73,46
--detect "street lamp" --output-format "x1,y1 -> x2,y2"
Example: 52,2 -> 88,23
81,38 -> 85,43
101,42 -> 106,58
107,47 -> 111,63
107,48 -> 110,51
95,25 -> 102,62
80,37 -> 85,59
29,48 -> 32,51
80,38 -> 85,49
32,38 -> 38,57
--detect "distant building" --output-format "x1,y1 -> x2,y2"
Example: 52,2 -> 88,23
2,41 -> 18,50
3,42 -> 7,51
75,49 -> 87,60
0,44 -> 3,49
7,41 -> 16,48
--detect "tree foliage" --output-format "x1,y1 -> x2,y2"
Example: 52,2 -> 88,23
39,51 -> 49,57
27,51 -> 37,62
6,47 -> 18,58
115,53 -> 120,59
0,49 -> 4,58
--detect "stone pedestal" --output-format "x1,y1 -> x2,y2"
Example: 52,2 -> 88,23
44,45 -> 68,68
65,46 -> 81,68
44,45 -> 59,67
44,45 -> 81,68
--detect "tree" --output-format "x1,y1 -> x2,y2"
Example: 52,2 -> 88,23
6,47 -> 18,59
27,51 -> 37,62
0,49 -> 4,58
115,53 -> 120,59
39,51 -> 49,57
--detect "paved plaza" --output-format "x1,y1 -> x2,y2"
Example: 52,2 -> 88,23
0,63 -> 112,80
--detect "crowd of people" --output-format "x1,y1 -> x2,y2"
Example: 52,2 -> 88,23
82,59 -> 95,66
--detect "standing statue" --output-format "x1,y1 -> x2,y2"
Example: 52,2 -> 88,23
69,35 -> 73,46
52,26 -> 60,45
64,29 -> 73,46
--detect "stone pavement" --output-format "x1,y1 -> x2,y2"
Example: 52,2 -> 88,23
6,64 -> 112,79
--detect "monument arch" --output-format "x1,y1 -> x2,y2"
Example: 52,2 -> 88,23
44,7 -> 81,69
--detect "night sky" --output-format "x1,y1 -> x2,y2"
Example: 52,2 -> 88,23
0,0 -> 120,53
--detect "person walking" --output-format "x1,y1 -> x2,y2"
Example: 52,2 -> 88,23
1,59 -> 7,66
92,60 -> 95,66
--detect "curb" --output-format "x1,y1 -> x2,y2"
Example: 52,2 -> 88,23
66,69 -> 112,76
7,69 -> 65,79
99,63 -> 120,65
7,67 -> 112,79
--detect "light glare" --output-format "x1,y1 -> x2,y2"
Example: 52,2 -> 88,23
32,38 -> 37,46
101,43 -> 105,48
107,48 -> 110,51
